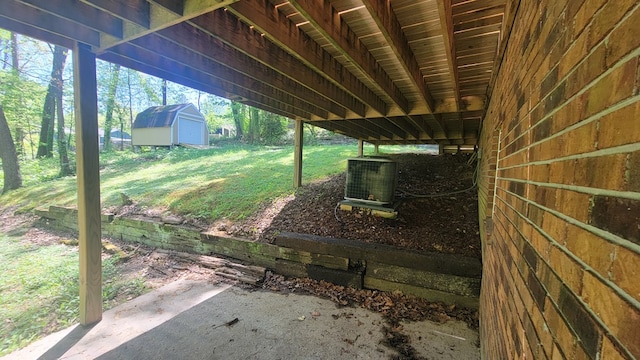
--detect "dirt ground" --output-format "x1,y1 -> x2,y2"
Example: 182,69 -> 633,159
229,152 -> 481,260
1,152 -> 482,358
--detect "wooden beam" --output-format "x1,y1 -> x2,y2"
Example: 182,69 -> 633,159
288,0 -> 409,114
436,0 -> 460,111
190,10 -> 368,117
99,49 -> 312,119
0,15 -> 74,48
358,140 -> 364,157
0,1 -> 100,46
95,0 -> 236,52
293,120 -> 303,188
17,0 -> 123,37
81,0 -> 150,28
128,34 -> 329,118
227,0 -> 387,116
73,43 -> 102,326
360,0 -> 436,113
155,23 -> 347,118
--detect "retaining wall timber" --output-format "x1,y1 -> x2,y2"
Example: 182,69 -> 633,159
37,205 -> 481,309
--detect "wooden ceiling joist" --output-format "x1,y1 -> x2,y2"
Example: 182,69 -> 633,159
2,0 -> 100,46
190,9 -> 368,118
227,0 -> 387,117
287,0 -> 410,115
18,0 -> 123,37
128,34 -> 329,119
102,46 -> 312,119
0,14 -> 74,48
360,0 -> 435,113
0,0 -> 512,145
94,0 -> 236,52
436,0 -> 460,112
155,23 -> 347,119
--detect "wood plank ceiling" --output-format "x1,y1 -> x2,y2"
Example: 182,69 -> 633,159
0,0 -> 509,145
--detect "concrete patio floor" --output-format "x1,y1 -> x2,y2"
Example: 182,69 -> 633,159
2,279 -> 480,359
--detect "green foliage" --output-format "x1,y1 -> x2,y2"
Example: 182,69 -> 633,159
260,113 -> 287,145
0,70 -> 47,157
0,236 -> 147,355
1,143 -> 359,222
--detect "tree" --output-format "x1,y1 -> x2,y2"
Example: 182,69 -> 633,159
102,63 -> 120,151
0,105 -> 22,192
248,107 -> 260,144
52,47 -> 71,175
230,101 -> 245,140
36,45 -> 67,158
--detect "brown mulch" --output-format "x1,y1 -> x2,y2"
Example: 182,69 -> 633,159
231,152 -> 481,260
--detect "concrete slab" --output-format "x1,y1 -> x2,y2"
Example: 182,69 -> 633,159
2,279 -> 479,359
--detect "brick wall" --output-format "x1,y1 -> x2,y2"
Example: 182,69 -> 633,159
478,0 -> 640,359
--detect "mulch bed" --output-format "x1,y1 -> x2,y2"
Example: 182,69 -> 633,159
236,152 -> 481,260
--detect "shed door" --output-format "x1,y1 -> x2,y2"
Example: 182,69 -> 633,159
178,118 -> 202,145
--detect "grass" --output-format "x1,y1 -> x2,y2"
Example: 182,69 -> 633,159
1,143 -> 368,221
0,233 -> 146,356
0,141 -> 431,355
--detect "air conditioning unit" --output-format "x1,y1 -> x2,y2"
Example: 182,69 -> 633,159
345,157 -> 397,205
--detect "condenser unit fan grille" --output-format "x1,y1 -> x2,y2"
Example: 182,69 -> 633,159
345,157 -> 397,205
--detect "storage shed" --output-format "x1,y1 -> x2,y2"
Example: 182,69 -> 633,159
132,103 -> 209,147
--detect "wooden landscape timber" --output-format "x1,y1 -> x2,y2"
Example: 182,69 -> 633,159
36,205 -> 480,308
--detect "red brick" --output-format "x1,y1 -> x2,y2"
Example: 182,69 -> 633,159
611,246 -> 640,303
600,336 -> 627,360
581,272 -> 640,358
628,151 -> 640,192
572,0 -> 607,38
542,211 -> 568,242
606,5 -> 640,66
555,189 -> 591,223
588,0 -> 638,48
548,246 -> 584,294
573,154 -> 627,191
583,57 -> 639,119
563,121 -> 597,156
597,101 -> 640,149
565,223 -> 615,278
565,44 -> 607,99
545,301 -> 578,358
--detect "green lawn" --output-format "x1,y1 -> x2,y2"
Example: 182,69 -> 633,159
0,232 -> 144,356
0,142 -> 425,355
2,143 -> 369,221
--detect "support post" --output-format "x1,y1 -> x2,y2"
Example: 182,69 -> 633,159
73,43 -> 102,325
374,144 -> 379,155
358,139 -> 364,157
293,120 -> 303,188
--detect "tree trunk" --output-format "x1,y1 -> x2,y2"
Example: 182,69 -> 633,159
103,63 -> 121,152
248,107 -> 260,144
230,101 -> 244,140
0,105 -> 23,193
127,69 -> 134,130
55,47 -> 71,175
162,78 -> 167,105
37,46 -> 67,158
14,126 -> 24,157
10,32 -> 19,71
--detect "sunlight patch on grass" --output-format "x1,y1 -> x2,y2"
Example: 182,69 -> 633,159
0,234 -> 148,356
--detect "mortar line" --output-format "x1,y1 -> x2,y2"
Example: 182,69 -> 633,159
498,177 -> 640,201
495,192 -> 640,309
494,184 -> 640,254
500,45 -> 640,159
493,198 -> 639,359
498,141 -> 640,169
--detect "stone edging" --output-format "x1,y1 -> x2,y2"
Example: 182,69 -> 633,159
36,205 -> 481,309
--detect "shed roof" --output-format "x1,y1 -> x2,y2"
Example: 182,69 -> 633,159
133,104 -> 200,129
